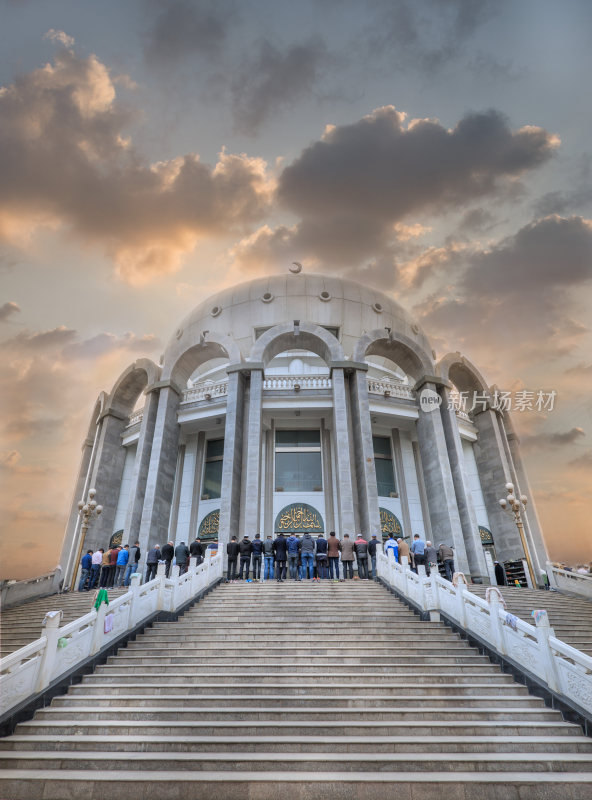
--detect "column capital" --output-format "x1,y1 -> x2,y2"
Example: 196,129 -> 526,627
97,407 -> 127,423
145,379 -> 183,396
226,361 -> 264,374
413,375 -> 452,392
329,360 -> 369,373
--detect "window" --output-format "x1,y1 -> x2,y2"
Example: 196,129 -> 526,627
275,430 -> 322,492
373,435 -> 396,497
202,438 -> 224,499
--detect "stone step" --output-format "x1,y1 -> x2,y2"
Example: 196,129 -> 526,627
2,769 -> 592,800
110,643 -> 474,656
53,692 -> 541,708
36,705 -> 554,721
82,673 -> 517,685
2,734 -> 591,755
67,683 -> 529,698
2,750 -> 592,773
17,718 -> 577,738
104,655 -> 493,665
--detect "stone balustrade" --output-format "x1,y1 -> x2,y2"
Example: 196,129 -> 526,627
377,551 -> 592,718
263,374 -> 332,390
0,552 -> 223,719
0,569 -> 62,611
366,377 -> 415,399
547,562 -> 592,599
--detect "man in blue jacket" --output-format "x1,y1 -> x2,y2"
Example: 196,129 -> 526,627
286,534 -> 301,580
114,545 -> 129,586
78,550 -> 93,591
410,534 -> 426,573
251,534 -> 263,581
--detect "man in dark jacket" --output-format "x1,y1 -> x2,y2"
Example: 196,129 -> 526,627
286,534 -> 301,580
494,560 -> 507,586
272,533 -> 287,582
354,535 -> 369,579
315,534 -> 328,580
175,541 -> 190,575
190,537 -> 204,565
161,541 -> 174,578
367,534 -> 379,580
341,534 -> 355,580
238,535 -> 252,580
145,543 -> 161,583
226,536 -> 239,581
251,534 -> 263,581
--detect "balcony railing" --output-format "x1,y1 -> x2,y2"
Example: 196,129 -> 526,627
125,375 -> 470,427
264,375 -> 332,391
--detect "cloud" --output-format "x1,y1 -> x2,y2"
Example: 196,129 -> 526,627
564,362 -> 592,376
416,214 -> 592,363
0,43 -> 273,283
0,301 -> 20,321
569,451 -> 592,470
357,0 -> 509,74
233,106 -> 557,282
231,38 -> 330,135
143,0 -> 235,64
44,29 -> 75,48
521,427 -> 585,453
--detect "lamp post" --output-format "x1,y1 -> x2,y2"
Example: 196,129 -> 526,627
498,482 -> 536,587
72,488 -> 103,590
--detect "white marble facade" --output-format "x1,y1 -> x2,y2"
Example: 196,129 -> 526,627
61,270 -> 549,587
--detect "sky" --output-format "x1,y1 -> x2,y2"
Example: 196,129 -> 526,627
0,0 -> 591,580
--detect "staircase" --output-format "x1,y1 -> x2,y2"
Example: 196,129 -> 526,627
468,585 -> 592,657
0,588 -> 128,657
1,580 -> 591,799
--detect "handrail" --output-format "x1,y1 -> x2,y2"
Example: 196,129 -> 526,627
377,551 -> 592,719
0,552 -> 223,718
546,562 -> 592,599
0,568 -> 62,610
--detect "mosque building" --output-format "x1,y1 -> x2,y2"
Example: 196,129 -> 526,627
60,266 -> 548,587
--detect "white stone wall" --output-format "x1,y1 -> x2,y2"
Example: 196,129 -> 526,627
398,431 -> 427,538
112,444 -> 137,535
461,438 -> 491,529
174,435 -> 198,544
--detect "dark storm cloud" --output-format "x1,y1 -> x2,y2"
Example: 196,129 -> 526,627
569,451 -> 592,470
234,106 -> 557,282
143,0 -> 236,64
457,208 -> 497,233
231,38 -> 330,136
463,215 -> 592,294
279,107 -> 557,221
416,214 -> 592,362
0,301 -> 20,321
0,43 -> 273,282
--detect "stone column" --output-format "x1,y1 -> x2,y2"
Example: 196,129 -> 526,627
331,367 -> 356,535
138,383 -> 182,552
501,413 -> 547,576
218,368 -> 246,547
321,421 -> 335,534
438,386 -> 488,581
414,378 -> 469,573
123,387 -> 160,545
263,426 -> 274,538
244,368 -> 264,537
349,367 -> 381,538
84,409 -> 129,552
60,430 -> 97,587
189,431 -> 206,540
471,406 -> 520,560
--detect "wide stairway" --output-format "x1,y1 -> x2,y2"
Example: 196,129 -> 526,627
1,581 -> 591,799
468,584 -> 592,657
0,587 -> 128,658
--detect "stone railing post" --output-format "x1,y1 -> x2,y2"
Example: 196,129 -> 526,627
90,602 -> 108,655
486,591 -> 506,654
400,556 -> 409,596
36,610 -> 62,692
156,563 -> 166,610
129,572 -> 141,627
532,610 -> 560,692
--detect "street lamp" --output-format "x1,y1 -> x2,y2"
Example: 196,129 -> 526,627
498,482 -> 536,587
72,488 -> 103,590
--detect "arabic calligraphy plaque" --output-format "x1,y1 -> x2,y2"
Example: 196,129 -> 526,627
379,508 -> 403,540
199,509 -> 220,542
274,503 -> 324,533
